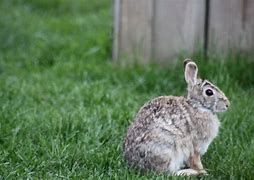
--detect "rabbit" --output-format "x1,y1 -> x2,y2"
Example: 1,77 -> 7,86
123,59 -> 230,176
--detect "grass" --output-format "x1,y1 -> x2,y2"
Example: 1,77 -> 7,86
0,0 -> 254,179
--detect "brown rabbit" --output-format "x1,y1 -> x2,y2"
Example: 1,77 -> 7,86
123,59 -> 230,176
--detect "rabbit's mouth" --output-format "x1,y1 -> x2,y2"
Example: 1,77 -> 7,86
214,105 -> 229,113
216,108 -> 228,113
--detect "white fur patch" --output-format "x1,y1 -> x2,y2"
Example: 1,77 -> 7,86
168,151 -> 186,172
175,169 -> 199,176
199,139 -> 212,155
198,107 -> 211,112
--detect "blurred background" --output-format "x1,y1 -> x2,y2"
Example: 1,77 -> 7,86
0,0 -> 253,179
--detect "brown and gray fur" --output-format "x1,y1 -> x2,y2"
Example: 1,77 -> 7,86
123,59 -> 230,176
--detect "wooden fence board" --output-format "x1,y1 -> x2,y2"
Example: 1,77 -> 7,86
113,0 -> 153,62
153,0 -> 205,61
209,0 -> 254,53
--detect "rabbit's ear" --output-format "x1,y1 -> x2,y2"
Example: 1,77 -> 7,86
184,59 -> 198,86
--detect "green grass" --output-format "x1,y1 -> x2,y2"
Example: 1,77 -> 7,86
0,0 -> 254,179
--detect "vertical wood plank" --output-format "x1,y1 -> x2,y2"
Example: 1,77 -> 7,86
153,0 -> 205,61
113,0 -> 121,60
115,0 -> 153,62
209,0 -> 254,53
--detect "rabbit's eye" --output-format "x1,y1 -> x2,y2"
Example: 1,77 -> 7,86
205,89 -> 214,96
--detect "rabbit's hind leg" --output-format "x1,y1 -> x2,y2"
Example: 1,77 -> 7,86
146,152 -> 171,172
188,151 -> 207,175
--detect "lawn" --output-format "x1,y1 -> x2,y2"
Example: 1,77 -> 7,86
0,0 -> 254,179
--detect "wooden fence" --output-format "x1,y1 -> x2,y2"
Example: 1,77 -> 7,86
113,0 -> 254,62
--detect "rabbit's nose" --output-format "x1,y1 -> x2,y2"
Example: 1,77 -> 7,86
225,99 -> 230,108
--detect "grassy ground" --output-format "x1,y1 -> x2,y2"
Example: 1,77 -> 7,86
1,0 -> 254,179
